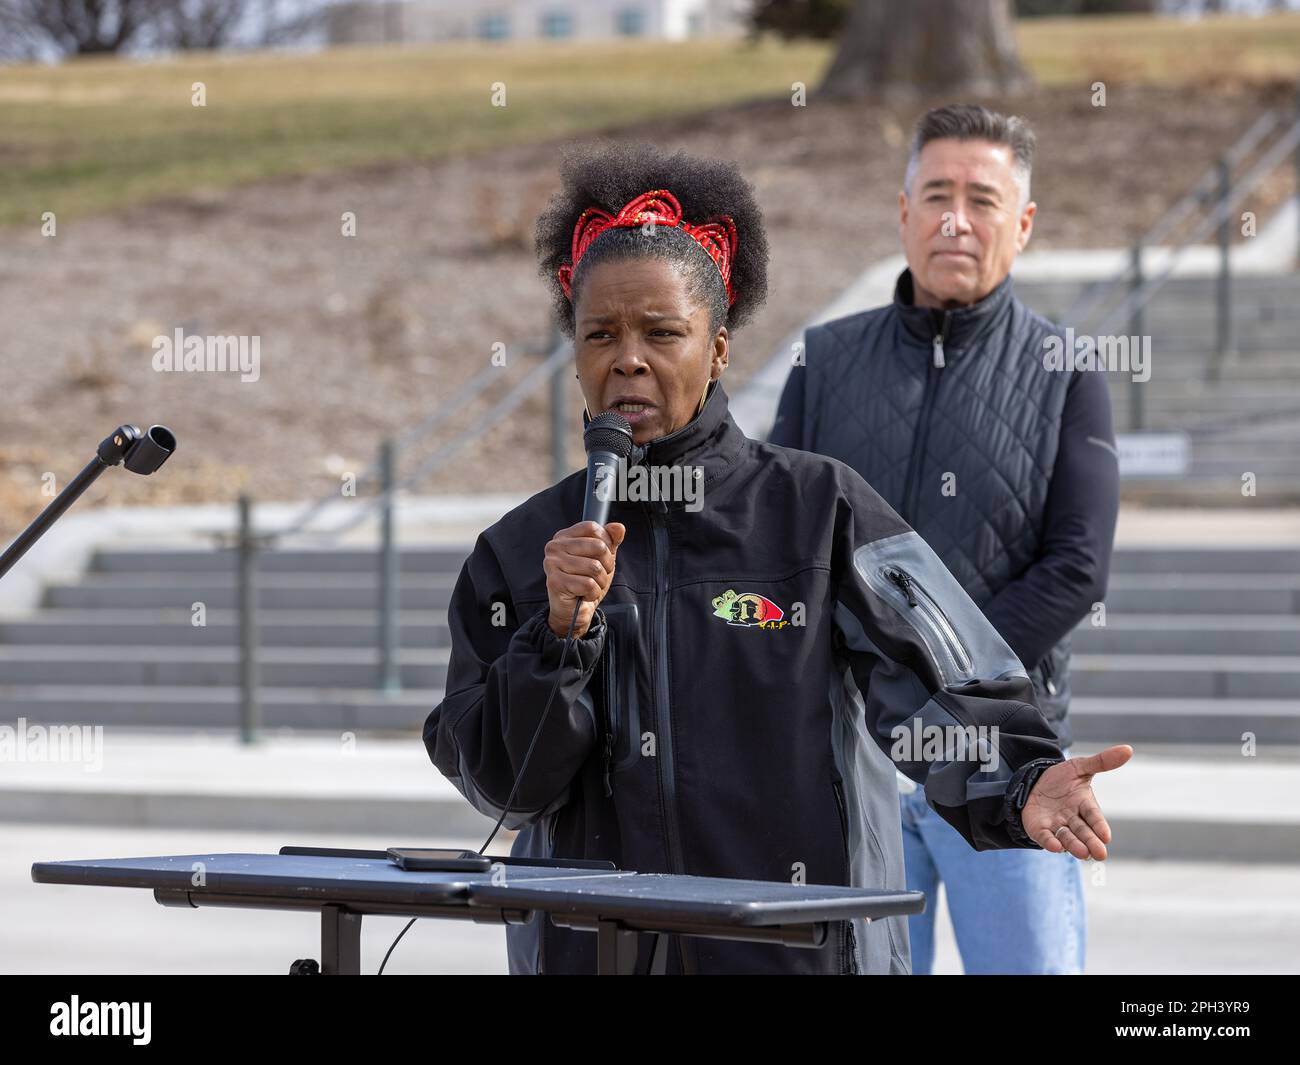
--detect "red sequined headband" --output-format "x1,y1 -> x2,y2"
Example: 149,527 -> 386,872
557,189 -> 738,306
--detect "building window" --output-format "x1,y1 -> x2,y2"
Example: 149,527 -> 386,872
541,10 -> 574,38
478,13 -> 510,40
615,8 -> 645,36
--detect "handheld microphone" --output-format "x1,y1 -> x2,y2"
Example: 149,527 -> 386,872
582,411 -> 636,526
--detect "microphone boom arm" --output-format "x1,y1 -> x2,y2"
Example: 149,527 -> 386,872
0,423 -> 176,581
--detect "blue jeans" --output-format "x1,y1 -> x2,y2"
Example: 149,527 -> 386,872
899,750 -> 1085,975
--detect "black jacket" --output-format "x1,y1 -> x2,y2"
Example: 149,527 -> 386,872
423,377 -> 1066,975
769,270 -> 1120,749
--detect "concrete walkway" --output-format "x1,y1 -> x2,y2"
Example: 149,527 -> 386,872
0,728 -> 495,838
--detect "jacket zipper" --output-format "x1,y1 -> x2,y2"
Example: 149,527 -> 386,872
602,624 -> 617,797
649,498 -> 689,975
900,311 -> 951,524
831,779 -> 858,974
883,565 -> 973,679
538,811 -> 558,974
649,501 -> 685,874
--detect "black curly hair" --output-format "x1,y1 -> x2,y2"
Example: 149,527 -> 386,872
535,140 -> 769,340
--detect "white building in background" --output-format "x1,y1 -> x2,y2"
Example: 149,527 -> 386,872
325,0 -> 755,45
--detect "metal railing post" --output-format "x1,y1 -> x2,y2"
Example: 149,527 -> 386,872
237,494 -> 260,744
378,438 -> 400,693
1213,156 -> 1234,382
1128,240 -> 1145,432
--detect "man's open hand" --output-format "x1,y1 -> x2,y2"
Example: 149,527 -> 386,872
1021,745 -> 1133,860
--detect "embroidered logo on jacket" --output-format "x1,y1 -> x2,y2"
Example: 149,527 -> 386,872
711,588 -> 787,628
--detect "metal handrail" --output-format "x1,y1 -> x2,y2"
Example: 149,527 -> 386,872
1188,403 -> 1300,438
271,361 -> 499,540
1072,92 -> 1300,472
275,337 -> 559,541
302,335 -> 573,540
1092,117 -> 1300,341
1064,109 -> 1281,330
230,322 -> 573,738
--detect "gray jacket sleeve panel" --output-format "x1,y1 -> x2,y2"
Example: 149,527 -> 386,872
829,470 -> 1065,851
423,533 -> 605,829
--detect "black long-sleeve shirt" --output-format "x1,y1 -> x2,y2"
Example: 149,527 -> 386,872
977,366 -> 1119,668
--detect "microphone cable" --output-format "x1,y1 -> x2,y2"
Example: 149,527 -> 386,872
477,597 -> 584,855
380,411 -> 629,973
379,596 -> 584,973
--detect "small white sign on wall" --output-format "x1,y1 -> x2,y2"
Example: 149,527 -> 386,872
1116,432 -> 1190,478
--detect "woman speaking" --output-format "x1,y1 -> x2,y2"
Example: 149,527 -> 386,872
424,142 -> 1130,975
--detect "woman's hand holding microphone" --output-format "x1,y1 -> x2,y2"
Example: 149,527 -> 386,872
543,520 -> 627,639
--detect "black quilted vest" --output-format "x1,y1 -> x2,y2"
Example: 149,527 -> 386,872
793,269 -> 1075,747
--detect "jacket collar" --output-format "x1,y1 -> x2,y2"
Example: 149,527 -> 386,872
582,377 -> 747,509
893,267 -> 1014,353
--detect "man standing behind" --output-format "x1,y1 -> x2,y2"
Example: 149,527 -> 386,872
769,104 -> 1120,974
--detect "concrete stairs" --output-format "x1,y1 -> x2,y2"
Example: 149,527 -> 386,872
1,539 -> 1296,860
1015,273 -> 1300,501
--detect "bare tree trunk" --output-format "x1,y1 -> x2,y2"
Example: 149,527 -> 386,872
819,0 -> 1031,99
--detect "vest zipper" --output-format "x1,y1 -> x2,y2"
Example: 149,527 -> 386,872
901,311 -> 951,524
883,565 -> 973,680
1041,652 -> 1058,696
